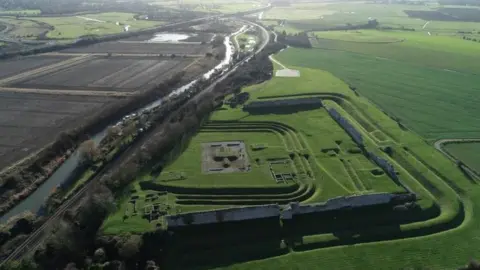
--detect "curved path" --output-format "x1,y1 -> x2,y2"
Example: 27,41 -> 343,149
434,138 -> 480,161
434,138 -> 480,179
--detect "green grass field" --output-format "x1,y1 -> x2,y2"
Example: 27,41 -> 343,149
313,30 -> 404,43
32,12 -> 162,39
279,32 -> 480,141
444,143 -> 480,173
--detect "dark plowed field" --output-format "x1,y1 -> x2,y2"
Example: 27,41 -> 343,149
14,57 -> 192,92
0,92 -> 117,168
60,41 -> 210,55
0,55 -> 72,79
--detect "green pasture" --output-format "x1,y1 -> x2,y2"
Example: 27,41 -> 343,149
264,2 -> 480,37
32,12 -> 162,39
278,35 -> 480,141
444,143 -> 480,173
264,2 -> 429,31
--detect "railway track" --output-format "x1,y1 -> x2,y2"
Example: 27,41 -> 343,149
0,19 -> 271,266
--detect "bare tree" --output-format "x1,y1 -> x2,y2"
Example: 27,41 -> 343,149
79,140 -> 98,164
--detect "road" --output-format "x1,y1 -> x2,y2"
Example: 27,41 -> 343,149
0,19 -> 271,266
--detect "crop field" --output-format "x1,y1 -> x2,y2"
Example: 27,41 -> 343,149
0,91 -> 117,169
61,41 -> 210,55
444,143 -> 480,173
286,31 -> 480,141
0,55 -> 72,79
13,56 -> 192,92
32,12 -> 162,40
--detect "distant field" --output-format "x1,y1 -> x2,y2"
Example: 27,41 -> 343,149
264,2 -> 429,31
0,17 -> 50,39
33,12 -> 162,39
263,2 -> 480,37
0,9 -> 41,15
444,143 -> 480,172
151,0 -> 262,13
313,30 -> 404,43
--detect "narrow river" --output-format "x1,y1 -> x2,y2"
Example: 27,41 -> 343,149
0,27 -> 245,222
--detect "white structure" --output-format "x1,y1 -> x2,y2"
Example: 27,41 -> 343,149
275,69 -> 300,77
